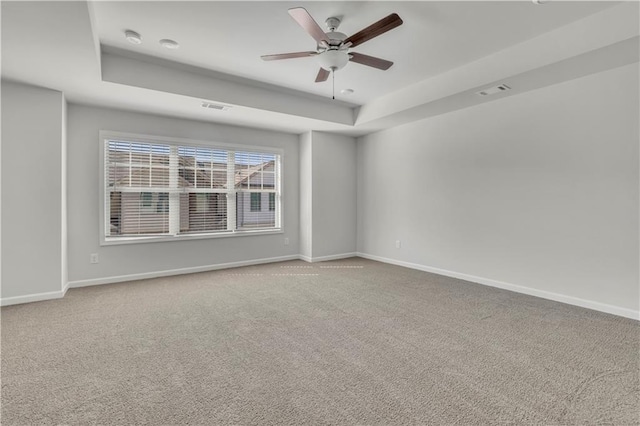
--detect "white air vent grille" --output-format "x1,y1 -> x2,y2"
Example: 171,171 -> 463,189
476,84 -> 511,96
201,101 -> 231,111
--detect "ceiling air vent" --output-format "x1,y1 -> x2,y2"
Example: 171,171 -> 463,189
201,101 -> 231,111
476,84 -> 511,97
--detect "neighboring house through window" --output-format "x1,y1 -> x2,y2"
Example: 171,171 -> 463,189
103,134 -> 281,242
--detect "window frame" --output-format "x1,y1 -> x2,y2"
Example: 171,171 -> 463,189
99,131 -> 284,246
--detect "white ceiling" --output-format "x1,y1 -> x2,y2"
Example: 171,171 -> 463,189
1,1 -> 636,136
92,1 -> 616,105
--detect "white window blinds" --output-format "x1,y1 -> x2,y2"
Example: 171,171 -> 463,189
234,151 -> 278,230
105,138 -> 281,239
178,146 -> 229,233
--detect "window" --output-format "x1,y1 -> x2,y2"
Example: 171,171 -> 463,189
141,192 -> 153,208
269,193 -> 276,211
104,135 -> 281,241
157,193 -> 169,213
194,193 -> 211,213
250,193 -> 261,212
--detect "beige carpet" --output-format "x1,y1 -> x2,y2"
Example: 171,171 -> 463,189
1,258 -> 638,425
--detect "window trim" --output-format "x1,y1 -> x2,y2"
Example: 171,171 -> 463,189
99,131 -> 284,246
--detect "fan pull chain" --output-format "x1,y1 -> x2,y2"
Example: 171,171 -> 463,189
332,70 -> 335,100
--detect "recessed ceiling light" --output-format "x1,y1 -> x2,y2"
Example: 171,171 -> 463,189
532,0 -> 549,4
125,30 -> 142,45
340,88 -> 354,95
160,39 -> 180,50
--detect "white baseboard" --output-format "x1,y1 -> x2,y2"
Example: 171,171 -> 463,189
299,252 -> 358,263
356,252 -> 640,321
68,254 -> 301,289
8,252 -> 636,321
3,253 -> 357,306
1,288 -> 66,307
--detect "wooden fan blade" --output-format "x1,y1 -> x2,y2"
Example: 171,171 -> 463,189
349,52 -> 393,70
344,13 -> 403,48
288,7 -> 329,45
315,68 -> 330,83
261,51 -> 317,61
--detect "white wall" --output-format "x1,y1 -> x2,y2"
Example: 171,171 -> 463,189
299,131 -> 357,261
1,80 -> 66,301
357,63 -> 639,317
67,104 -> 299,284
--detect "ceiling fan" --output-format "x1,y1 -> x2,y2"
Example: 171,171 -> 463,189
261,7 -> 403,86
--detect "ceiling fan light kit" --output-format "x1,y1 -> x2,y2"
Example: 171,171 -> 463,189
261,7 -> 403,98
317,50 -> 349,71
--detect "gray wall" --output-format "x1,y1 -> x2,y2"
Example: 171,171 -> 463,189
299,131 -> 357,260
1,80 -> 66,300
357,63 -> 639,315
67,104 -> 299,284
3,62 -> 637,319
299,131 -> 313,259
311,132 -> 357,258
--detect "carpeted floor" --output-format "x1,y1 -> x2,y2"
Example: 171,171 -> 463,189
1,257 -> 638,425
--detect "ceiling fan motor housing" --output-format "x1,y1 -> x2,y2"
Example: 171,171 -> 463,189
318,31 -> 347,49
317,25 -> 349,71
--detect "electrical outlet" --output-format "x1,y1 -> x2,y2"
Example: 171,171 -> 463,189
396,240 -> 401,249
90,253 -> 99,264
284,237 -> 289,246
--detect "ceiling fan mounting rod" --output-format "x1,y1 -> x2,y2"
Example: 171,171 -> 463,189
325,17 -> 341,32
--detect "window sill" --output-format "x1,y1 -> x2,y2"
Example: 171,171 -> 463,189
101,228 -> 283,246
